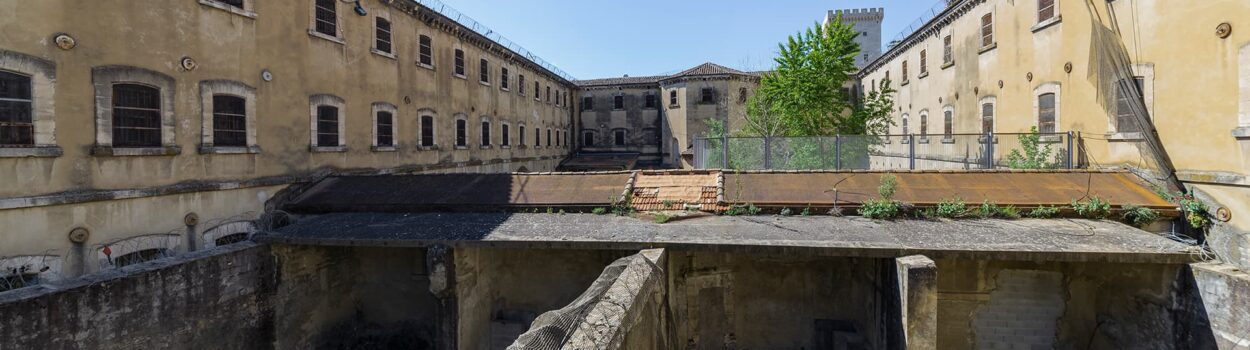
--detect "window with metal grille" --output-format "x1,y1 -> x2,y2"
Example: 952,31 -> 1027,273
219,0 -> 244,8
0,273 -> 40,292
481,120 -> 491,146
981,14 -> 994,48
701,88 -> 715,103
670,90 -> 678,106
421,115 -> 435,147
456,119 -> 466,146
919,113 -> 928,137
376,111 -> 394,147
454,49 -> 465,76
214,232 -> 249,246
943,36 -> 953,64
534,128 -> 539,146
375,18 -> 392,54
113,248 -> 171,268
212,95 -> 247,147
501,124 -> 510,146
982,103 -> 994,133
480,59 -> 490,83
112,84 -> 162,147
613,95 -> 624,110
419,35 -> 433,66
316,105 -> 339,147
1038,93 -> 1056,133
944,110 -> 953,138
902,61 -> 909,81
519,125 -> 526,145
919,50 -> 927,74
314,0 -> 337,37
546,86 -> 551,102
0,70 -> 33,146
1115,77 -> 1145,133
534,81 -> 540,99
546,129 -> 551,146
501,68 -> 509,90
614,130 -> 625,146
582,96 -> 593,111
1038,0 -> 1055,22
901,115 -> 909,134
583,131 -> 594,146
645,94 -> 656,108
518,75 -> 526,95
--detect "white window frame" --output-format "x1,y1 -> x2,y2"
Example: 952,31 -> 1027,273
199,80 -> 259,154
371,102 -> 398,151
1033,82 -> 1062,135
417,108 -> 438,150
941,105 -> 956,142
371,12 -> 396,59
309,94 -> 347,152
308,0 -> 343,44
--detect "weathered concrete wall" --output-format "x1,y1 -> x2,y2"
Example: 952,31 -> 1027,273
935,259 -> 1198,349
1186,263 -> 1250,349
0,242 -> 277,350
455,247 -> 632,350
667,252 -> 890,350
896,255 -> 937,350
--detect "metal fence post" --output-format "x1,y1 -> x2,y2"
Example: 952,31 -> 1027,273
722,134 -> 730,169
908,134 -> 916,170
1066,131 -> 1075,169
763,137 -> 773,170
985,132 -> 995,169
835,135 -> 842,170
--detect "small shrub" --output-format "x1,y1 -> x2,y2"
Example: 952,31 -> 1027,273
653,213 -> 674,224
780,208 -> 793,216
859,199 -> 902,220
935,197 -> 967,218
996,205 -> 1021,219
746,203 -> 762,216
1026,205 -> 1061,218
592,207 -> 608,215
724,206 -> 746,216
661,199 -> 676,209
1072,197 -> 1112,220
878,174 -> 899,200
1121,204 -> 1160,228
801,206 -> 813,216
974,202 -> 1021,219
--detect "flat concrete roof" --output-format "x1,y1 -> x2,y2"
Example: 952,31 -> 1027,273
258,213 -> 1199,264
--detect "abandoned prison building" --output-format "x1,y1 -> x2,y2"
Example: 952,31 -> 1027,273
1,170 -> 1247,349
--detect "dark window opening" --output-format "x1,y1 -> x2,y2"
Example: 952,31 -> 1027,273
614,130 -> 625,146
546,129 -> 551,146
944,110 -> 953,138
501,124 -> 510,146
981,103 -> 994,133
534,81 -> 540,98
215,232 -> 249,246
519,125 -> 526,145
582,96 -> 593,111
0,70 -> 34,146
454,50 -> 465,76
315,105 -> 339,147
0,273 -> 40,292
1038,0 -> 1055,22
738,87 -> 748,104
670,90 -> 678,106
219,0 -> 244,8
376,111 -> 394,147
518,75 -> 526,95
419,35 -> 433,66
113,248 -> 171,268
480,59 -> 490,83
421,116 -> 435,147
534,128 -> 539,146
701,88 -> 715,103
314,0 -> 337,37
546,86 -> 551,103
613,95 -> 624,110
481,121 -> 491,146
212,95 -> 247,147
919,114 -> 928,137
112,84 -> 162,148
455,119 -> 467,146
375,18 -> 392,54
501,68 -> 510,89
1038,93 -> 1056,133
584,131 -> 595,147
645,94 -> 656,108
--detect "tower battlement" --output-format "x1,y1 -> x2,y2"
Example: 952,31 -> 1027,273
830,8 -> 885,23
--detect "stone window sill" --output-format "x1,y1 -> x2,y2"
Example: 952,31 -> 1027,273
198,0 -> 256,18
1233,126 -> 1250,140
310,146 -> 347,153
371,49 -> 397,60
501,145 -> 511,149
501,86 -> 510,92
454,73 -> 466,80
480,145 -> 492,149
199,145 -> 261,154
881,139 -> 891,144
941,138 -> 956,144
669,105 -> 681,109
92,145 -> 182,157
901,138 -> 911,145
1106,132 -> 1145,142
901,80 -> 910,86
0,146 -> 63,158
1038,135 -> 1063,144
516,145 -> 528,150
977,136 -> 999,144
979,43 -> 998,55
308,30 -> 345,45
454,145 -> 468,150
419,145 -> 439,151
418,62 -> 435,71
371,145 -> 397,152
480,81 -> 491,87
918,71 -> 929,79
918,138 -> 930,144
1031,16 -> 1062,33
941,61 -> 954,70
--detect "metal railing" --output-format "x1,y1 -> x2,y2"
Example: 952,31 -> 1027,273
692,132 -> 1076,171
411,0 -> 576,81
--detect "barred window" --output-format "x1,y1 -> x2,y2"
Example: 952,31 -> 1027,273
1115,77 -> 1145,133
455,119 -> 466,147
113,248 -> 171,268
583,131 -> 594,147
480,59 -> 490,83
582,96 -> 593,111
375,18 -> 392,54
919,113 -> 928,137
0,71 -> 33,146
981,14 -> 994,48
701,88 -> 715,103
518,75 -> 526,95
613,95 -> 624,110
943,36 -> 953,64
112,84 -> 162,147
481,120 -> 491,146
1038,0 -> 1055,22
982,103 -> 995,134
376,111 -> 394,147
421,115 -> 435,147
314,0 -> 337,37
501,124 -> 510,146
454,49 -> 465,76
501,68 -> 510,90
212,95 -> 247,147
901,115 -> 910,134
614,129 -> 625,146
645,94 -> 656,108
1038,93 -> 1056,133
316,105 -> 339,147
419,35 -> 433,66
944,110 -> 953,138
519,125 -> 526,145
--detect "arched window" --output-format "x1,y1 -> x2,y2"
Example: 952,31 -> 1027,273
919,111 -> 928,137
481,119 -> 491,146
979,96 -> 997,134
1038,93 -> 1056,133
112,84 -> 162,147
0,70 -> 33,146
212,95 -> 247,147
943,107 -> 954,138
901,114 -> 910,135
420,114 -> 436,147
501,122 -> 511,146
455,118 -> 467,147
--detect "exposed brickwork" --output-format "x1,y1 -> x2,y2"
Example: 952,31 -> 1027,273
972,270 -> 1064,350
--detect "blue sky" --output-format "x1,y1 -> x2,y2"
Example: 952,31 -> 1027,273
436,0 -> 943,79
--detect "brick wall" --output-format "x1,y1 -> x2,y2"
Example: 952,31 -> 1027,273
972,269 -> 1065,349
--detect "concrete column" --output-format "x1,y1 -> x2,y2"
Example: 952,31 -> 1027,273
896,255 -> 937,350
426,244 -> 457,350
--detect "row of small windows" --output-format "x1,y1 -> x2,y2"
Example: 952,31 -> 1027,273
580,88 -> 750,112
895,93 -> 1056,138
891,0 -> 1059,84
581,128 -> 661,147
451,119 -> 568,148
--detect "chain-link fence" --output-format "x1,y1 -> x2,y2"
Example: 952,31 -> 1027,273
693,132 -> 1074,171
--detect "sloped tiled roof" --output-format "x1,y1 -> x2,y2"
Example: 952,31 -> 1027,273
575,62 -> 756,87
671,62 -> 749,77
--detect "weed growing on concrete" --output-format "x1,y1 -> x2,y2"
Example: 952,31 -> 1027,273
935,197 -> 967,218
801,206 -> 813,216
546,207 -> 554,214
780,208 -> 793,216
859,174 -> 903,220
974,201 -> 1020,219
653,213 -> 674,224
1153,187 -> 1210,229
1121,204 -> 1160,228
723,206 -> 745,216
1072,197 -> 1112,219
661,199 -> 675,209
592,207 -> 608,215
746,203 -> 762,216
1025,205 -> 1061,218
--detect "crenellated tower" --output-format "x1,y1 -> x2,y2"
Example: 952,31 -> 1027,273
825,8 -> 885,68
